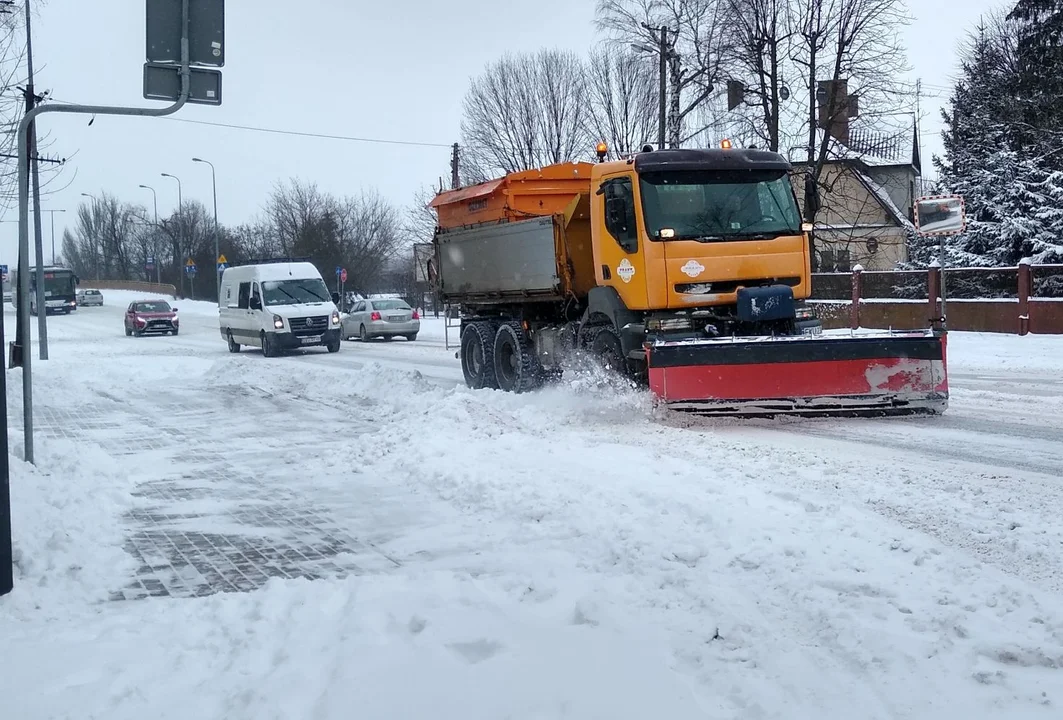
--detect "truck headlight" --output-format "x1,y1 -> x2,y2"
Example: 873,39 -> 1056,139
647,316 -> 694,331
795,306 -> 815,320
331,310 -> 340,326
273,314 -> 284,329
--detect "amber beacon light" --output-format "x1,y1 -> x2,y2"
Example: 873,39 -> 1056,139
595,142 -> 608,162
720,138 -> 733,149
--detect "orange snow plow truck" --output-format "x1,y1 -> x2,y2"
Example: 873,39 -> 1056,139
428,144 -> 948,416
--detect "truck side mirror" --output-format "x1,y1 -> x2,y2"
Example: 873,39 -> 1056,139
331,292 -> 340,305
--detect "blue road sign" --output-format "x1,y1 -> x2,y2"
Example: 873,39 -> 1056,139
185,263 -> 197,275
217,263 -> 227,273
335,265 -> 342,277
0,264 -> 8,278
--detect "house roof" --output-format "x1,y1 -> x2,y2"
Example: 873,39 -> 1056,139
853,170 -> 915,230
793,116 -> 921,172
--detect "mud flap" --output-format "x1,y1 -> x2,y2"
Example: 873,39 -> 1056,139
646,331 -> 949,417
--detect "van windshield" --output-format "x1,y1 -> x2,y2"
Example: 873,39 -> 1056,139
262,278 -> 331,306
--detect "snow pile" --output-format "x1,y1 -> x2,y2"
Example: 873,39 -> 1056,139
3,571 -> 713,719
1,436 -> 137,618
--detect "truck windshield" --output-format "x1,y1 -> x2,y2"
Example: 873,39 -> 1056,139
262,278 -> 330,306
639,169 -> 802,241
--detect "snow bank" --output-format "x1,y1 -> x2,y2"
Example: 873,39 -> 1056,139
3,572 -> 711,719
947,331 -> 1062,375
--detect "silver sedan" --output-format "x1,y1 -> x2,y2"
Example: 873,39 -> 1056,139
343,298 -> 420,341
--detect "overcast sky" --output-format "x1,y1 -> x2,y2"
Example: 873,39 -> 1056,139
0,0 -> 1009,267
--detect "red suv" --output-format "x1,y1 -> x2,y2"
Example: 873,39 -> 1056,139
125,300 -> 179,337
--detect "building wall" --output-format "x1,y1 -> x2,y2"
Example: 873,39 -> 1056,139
789,163 -> 910,271
864,166 -> 917,221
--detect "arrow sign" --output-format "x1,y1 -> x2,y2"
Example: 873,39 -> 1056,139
335,265 -> 342,277
340,268 -> 347,283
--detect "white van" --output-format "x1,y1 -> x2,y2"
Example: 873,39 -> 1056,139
218,260 -> 343,356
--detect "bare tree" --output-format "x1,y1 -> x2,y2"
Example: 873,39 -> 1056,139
795,0 -> 912,179
460,48 -> 591,179
595,0 -> 730,147
585,45 -> 659,156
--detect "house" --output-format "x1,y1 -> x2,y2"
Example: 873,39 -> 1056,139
789,114 -> 923,272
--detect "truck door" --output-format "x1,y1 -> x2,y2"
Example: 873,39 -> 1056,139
594,175 -> 650,310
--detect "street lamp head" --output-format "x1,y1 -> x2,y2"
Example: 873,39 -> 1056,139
192,157 -> 202,163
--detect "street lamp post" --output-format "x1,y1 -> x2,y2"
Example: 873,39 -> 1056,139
160,173 -> 184,296
80,193 -> 99,280
139,184 -> 161,284
192,157 -> 220,302
43,209 -> 65,264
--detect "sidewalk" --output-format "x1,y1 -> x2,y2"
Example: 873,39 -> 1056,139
35,380 -> 404,601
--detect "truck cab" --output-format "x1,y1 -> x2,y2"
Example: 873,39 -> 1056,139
587,147 -> 819,341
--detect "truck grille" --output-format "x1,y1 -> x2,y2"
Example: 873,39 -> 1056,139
290,315 -> 329,336
676,277 -> 801,295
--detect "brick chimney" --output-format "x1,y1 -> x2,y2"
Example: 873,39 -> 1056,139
817,79 -> 851,145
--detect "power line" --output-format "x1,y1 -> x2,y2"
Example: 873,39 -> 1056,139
45,96 -> 455,149
157,116 -> 456,149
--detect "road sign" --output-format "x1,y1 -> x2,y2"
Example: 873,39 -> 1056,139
335,265 -> 342,277
0,264 -> 8,280
340,268 -> 347,283
146,0 -> 225,67
146,255 -> 156,270
217,253 -> 227,264
144,63 -> 222,105
185,258 -> 197,275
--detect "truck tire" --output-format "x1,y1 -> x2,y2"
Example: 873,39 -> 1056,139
590,326 -> 629,376
461,321 -> 498,390
493,322 -> 542,394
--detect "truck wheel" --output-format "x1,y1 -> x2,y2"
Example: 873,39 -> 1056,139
493,322 -> 542,394
460,321 -> 498,390
590,326 -> 629,376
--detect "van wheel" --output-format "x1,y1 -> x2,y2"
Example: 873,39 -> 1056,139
227,330 -> 240,353
326,337 -> 341,353
261,331 -> 276,357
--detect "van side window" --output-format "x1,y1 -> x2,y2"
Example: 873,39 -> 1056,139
238,282 -> 251,309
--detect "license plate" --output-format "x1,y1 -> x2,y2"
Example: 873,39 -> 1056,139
300,335 -> 321,344
387,315 -> 404,321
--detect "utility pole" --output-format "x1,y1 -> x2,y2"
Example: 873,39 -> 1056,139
1,0 -> 15,597
11,0 -> 50,362
450,143 -> 460,190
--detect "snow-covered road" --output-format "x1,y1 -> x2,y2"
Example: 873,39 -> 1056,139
2,291 -> 1062,719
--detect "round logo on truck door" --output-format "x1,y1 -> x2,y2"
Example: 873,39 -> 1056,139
681,260 -> 705,278
616,259 -> 636,283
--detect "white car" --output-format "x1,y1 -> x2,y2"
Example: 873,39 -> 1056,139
76,289 -> 104,306
218,260 -> 343,356
343,298 -> 420,341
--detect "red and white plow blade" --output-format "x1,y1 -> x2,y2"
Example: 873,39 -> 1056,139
647,330 -> 949,417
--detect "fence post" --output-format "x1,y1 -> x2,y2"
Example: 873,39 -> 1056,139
850,264 -> 863,330
928,261 -> 942,331
1018,259 -> 1031,336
